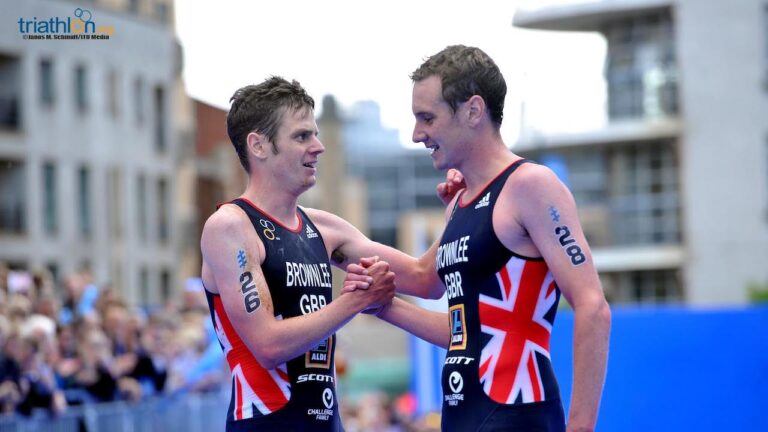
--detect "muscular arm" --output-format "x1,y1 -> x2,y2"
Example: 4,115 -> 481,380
306,207 -> 446,299
502,165 -> 611,432
377,298 -> 450,348
201,205 -> 393,369
342,259 -> 451,349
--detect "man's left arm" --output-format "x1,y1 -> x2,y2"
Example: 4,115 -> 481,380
510,165 -> 611,432
305,207 -> 445,299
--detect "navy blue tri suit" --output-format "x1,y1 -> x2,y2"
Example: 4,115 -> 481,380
205,198 -> 343,431
436,159 -> 566,432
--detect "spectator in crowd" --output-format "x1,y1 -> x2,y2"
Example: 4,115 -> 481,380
13,334 -> 66,416
59,270 -> 100,325
0,263 -> 229,418
0,314 -> 21,415
58,327 -> 117,404
165,278 -> 226,394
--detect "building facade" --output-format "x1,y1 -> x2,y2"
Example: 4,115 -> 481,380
0,0 -> 192,305
514,0 -> 768,304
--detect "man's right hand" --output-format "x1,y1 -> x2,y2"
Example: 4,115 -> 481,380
436,168 -> 466,206
342,257 -> 395,313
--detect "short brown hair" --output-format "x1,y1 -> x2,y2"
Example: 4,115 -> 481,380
411,45 -> 506,128
227,77 -> 315,173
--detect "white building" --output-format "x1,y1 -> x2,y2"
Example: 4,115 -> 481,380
513,0 -> 768,304
0,0 -> 192,305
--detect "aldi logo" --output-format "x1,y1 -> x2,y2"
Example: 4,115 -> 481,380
306,337 -> 332,368
449,304 -> 467,351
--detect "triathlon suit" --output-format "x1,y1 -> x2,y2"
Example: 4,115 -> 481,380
437,159 -> 566,432
205,198 -> 342,431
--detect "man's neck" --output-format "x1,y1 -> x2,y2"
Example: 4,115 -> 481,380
240,179 -> 301,227
459,137 -> 518,199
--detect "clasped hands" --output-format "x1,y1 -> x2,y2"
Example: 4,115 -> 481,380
341,257 -> 395,316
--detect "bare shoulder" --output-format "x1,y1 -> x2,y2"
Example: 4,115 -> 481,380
303,208 -> 367,264
301,207 -> 357,235
511,163 -> 570,199
201,204 -> 251,242
200,204 -> 266,265
302,207 -> 342,227
498,162 -> 575,218
493,162 -> 578,253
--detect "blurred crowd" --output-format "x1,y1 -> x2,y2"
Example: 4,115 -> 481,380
340,392 -> 441,432
0,263 -> 444,430
0,263 -> 227,417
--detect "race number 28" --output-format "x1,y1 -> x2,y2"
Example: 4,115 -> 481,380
555,226 -> 586,266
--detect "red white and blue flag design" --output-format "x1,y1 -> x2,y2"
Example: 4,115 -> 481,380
478,257 -> 559,404
211,296 -> 291,420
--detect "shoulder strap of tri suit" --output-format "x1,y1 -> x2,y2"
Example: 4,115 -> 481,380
448,190 -> 464,221
506,158 -> 532,176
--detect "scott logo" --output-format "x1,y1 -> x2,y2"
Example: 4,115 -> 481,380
297,374 -> 334,384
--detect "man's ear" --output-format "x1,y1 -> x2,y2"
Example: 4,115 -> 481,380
247,132 -> 269,160
465,95 -> 486,127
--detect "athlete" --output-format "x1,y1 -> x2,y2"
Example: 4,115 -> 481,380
349,45 -> 612,432
200,77 -> 448,431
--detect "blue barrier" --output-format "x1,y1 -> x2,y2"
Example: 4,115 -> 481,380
411,305 -> 768,431
0,391 -> 230,432
551,305 -> 768,431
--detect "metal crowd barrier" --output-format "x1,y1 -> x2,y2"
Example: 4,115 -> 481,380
0,391 -> 230,432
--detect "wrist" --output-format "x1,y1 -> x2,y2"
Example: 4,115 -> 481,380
375,299 -> 394,318
362,299 -> 391,317
342,291 -> 371,315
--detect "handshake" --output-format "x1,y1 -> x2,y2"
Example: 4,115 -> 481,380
340,256 -> 396,316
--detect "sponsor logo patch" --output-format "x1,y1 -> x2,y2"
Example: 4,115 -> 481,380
449,304 -> 467,351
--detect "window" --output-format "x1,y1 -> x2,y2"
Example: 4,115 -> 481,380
107,69 -> 119,118
40,59 -> 54,106
140,267 -> 150,305
765,4 -> 768,60
77,166 -> 91,237
0,54 -> 21,129
0,159 -> 26,234
107,168 -> 122,237
42,162 -> 58,234
160,269 -> 171,303
609,142 -> 680,245
525,140 -> 681,247
154,85 -> 166,152
74,65 -> 88,112
134,77 -> 144,125
764,4 -> 768,90
156,2 -> 170,23
601,269 -> 682,304
604,13 -> 678,120
157,177 -> 169,242
559,152 -> 607,206
137,175 -> 147,240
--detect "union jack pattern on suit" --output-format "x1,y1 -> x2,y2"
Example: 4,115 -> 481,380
478,257 -> 559,404
211,295 -> 291,419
